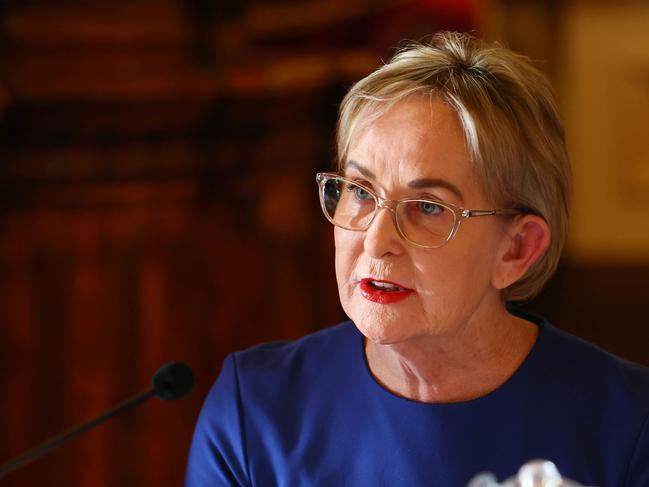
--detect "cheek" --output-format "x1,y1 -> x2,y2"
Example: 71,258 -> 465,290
415,234 -> 500,306
334,228 -> 356,285
415,233 -> 494,287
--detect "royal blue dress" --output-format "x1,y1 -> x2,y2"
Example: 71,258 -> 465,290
186,312 -> 649,486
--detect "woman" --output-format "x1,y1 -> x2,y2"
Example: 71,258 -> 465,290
186,32 -> 649,486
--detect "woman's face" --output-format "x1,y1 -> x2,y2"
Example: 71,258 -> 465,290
335,95 -> 511,345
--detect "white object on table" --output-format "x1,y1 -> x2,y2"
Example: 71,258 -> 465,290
467,459 -> 589,487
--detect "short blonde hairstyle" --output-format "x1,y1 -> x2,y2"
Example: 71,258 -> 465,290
336,31 -> 571,302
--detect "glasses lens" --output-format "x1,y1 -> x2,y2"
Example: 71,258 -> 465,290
320,177 -> 376,230
396,200 -> 456,247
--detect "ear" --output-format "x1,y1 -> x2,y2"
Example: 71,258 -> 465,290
492,215 -> 551,290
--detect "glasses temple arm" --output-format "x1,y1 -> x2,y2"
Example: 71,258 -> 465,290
462,209 -> 525,218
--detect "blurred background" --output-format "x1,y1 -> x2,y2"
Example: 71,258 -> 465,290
0,0 -> 647,485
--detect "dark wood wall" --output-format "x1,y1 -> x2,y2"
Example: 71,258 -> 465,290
0,2 -> 476,485
0,2 -> 647,486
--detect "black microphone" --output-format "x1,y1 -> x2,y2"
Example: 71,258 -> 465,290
0,362 -> 194,479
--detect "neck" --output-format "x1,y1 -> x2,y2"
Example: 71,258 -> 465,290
364,305 -> 538,403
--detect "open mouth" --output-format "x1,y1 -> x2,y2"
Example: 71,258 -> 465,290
366,280 -> 406,292
359,278 -> 413,304
360,278 -> 414,304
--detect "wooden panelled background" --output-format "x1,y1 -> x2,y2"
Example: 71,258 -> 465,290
0,1 -> 475,485
0,1 -> 647,486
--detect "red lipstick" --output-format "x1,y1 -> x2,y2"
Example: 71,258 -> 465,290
359,278 -> 413,304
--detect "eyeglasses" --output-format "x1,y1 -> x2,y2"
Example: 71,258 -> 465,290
316,172 -> 524,249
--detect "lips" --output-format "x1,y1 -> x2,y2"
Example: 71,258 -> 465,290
359,278 -> 414,304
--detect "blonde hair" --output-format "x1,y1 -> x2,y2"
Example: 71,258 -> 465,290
337,32 -> 571,301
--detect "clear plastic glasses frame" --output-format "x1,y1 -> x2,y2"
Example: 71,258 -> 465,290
316,172 -> 524,249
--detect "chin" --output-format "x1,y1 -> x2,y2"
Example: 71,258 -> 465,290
347,304 -> 420,345
340,286 -> 442,344
349,301 -> 461,346
355,323 -> 403,345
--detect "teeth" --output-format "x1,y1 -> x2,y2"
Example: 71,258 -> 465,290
371,281 -> 403,291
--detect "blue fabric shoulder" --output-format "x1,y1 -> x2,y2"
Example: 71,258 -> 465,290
185,322 -> 357,487
185,354 -> 250,487
233,321 -> 358,386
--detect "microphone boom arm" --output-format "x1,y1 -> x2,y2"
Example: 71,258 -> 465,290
0,388 -> 156,479
0,361 -> 194,479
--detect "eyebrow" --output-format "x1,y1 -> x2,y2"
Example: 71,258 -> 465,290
345,160 -> 464,202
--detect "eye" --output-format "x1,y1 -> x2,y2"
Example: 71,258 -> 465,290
349,184 -> 373,201
324,181 -> 341,200
418,201 -> 444,215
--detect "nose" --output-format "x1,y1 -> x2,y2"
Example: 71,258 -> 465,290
363,205 -> 404,258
